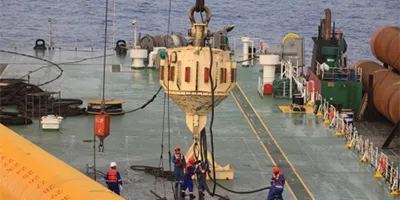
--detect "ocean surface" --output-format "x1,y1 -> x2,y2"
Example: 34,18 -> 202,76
0,0 -> 399,63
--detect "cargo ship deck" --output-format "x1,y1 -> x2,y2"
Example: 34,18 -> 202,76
0,49 -> 395,199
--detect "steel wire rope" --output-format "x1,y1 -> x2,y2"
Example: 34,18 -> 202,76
166,0 -> 176,196
199,19 -> 271,196
166,55 -> 175,197
154,88 -> 167,196
92,0 -> 110,181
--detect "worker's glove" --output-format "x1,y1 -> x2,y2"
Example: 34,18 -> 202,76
119,185 -> 123,191
201,170 -> 206,173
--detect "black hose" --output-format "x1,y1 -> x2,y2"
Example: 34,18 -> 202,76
125,86 -> 163,113
0,50 -> 64,86
130,165 -> 175,182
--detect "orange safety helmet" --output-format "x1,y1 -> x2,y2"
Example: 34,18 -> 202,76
189,157 -> 196,164
272,167 -> 280,174
174,146 -> 180,151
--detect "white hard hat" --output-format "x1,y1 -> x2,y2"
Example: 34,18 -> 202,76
110,162 -> 117,167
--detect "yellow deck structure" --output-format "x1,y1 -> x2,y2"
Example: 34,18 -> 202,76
278,105 -> 315,113
0,124 -> 124,200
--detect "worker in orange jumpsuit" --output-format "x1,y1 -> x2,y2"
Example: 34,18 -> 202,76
105,162 -> 123,195
267,167 -> 285,200
172,146 -> 186,190
181,157 -> 196,200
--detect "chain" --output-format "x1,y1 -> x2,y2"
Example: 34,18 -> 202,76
99,139 -> 105,152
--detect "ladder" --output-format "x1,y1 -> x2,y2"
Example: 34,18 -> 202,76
357,92 -> 368,121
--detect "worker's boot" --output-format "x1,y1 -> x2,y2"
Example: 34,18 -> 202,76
180,192 -> 186,199
198,191 -> 204,200
189,194 -> 194,200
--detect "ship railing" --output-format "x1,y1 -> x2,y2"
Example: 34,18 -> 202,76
315,61 -> 362,82
319,98 -> 400,195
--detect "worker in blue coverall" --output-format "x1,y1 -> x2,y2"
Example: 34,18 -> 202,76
172,146 -> 186,190
267,167 -> 285,200
181,157 -> 196,200
105,162 -> 123,195
195,161 -> 209,198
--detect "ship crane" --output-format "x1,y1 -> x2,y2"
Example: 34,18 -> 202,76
158,2 -> 236,180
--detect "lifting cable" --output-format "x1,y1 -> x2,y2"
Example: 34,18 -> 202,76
167,57 -> 175,196
97,0 -> 109,153
153,87 -> 167,196
92,0 -> 109,181
199,12 -> 271,196
166,0 -> 175,195
152,0 -> 174,198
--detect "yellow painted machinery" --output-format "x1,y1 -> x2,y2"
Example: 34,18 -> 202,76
159,6 -> 236,180
0,124 -> 124,200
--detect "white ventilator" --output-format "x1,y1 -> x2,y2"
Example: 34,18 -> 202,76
130,49 -> 147,69
241,36 -> 250,67
259,55 -> 280,95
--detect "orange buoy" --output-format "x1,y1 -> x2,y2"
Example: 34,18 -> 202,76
94,112 -> 110,140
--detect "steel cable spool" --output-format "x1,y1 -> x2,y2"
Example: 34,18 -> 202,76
178,34 -> 188,46
170,34 -> 181,47
163,35 -> 175,48
154,35 -> 166,47
140,34 -> 156,53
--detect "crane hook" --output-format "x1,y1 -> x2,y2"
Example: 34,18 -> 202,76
189,5 -> 211,25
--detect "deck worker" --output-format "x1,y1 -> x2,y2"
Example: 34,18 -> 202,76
267,167 -> 285,200
172,146 -> 186,190
181,157 -> 196,200
105,162 -> 123,195
195,161 -> 209,198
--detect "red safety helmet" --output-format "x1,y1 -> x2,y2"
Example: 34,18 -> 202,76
189,157 -> 196,164
174,146 -> 180,151
272,167 -> 280,174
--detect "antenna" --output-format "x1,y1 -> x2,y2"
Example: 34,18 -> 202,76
112,0 -> 116,49
48,18 -> 52,50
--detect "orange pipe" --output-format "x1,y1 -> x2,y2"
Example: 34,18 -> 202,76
324,8 -> 331,40
370,26 -> 400,71
0,124 -> 124,200
353,60 -> 400,123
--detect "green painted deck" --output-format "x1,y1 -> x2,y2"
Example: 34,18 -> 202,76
0,49 -> 396,200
